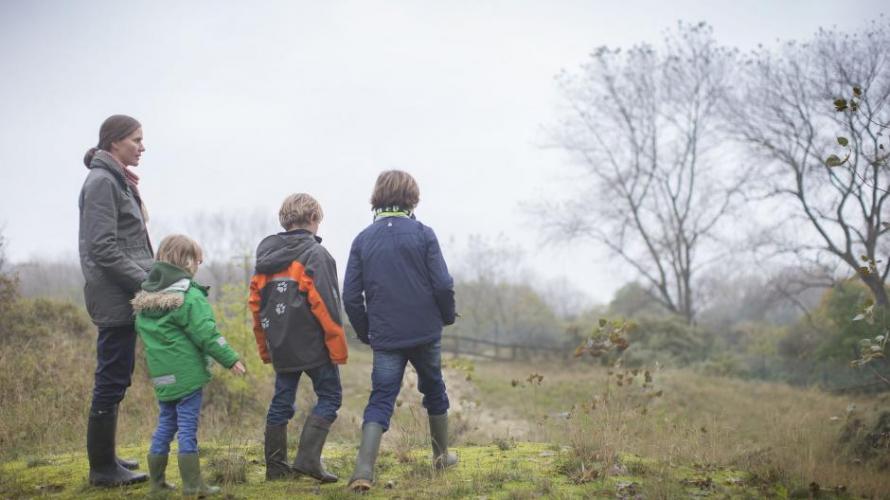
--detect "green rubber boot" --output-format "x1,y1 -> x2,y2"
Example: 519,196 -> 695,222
178,453 -> 219,497
429,413 -> 458,470
292,414 -> 338,483
147,453 -> 176,495
264,424 -> 293,481
347,422 -> 384,492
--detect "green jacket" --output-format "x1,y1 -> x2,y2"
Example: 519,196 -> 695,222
132,262 -> 240,402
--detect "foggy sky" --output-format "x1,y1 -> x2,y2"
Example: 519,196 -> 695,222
0,0 -> 883,304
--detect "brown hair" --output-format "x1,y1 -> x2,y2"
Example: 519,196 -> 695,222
83,114 -> 142,167
156,234 -> 203,275
370,170 -> 420,210
279,193 -> 324,230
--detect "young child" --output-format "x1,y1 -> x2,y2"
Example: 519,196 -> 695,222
248,193 -> 348,482
343,170 -> 458,491
132,234 -> 246,497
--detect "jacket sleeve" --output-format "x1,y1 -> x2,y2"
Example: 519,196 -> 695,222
304,248 -> 348,364
424,227 -> 456,325
248,275 -> 271,364
81,176 -> 148,293
342,237 -> 370,344
180,290 -> 240,369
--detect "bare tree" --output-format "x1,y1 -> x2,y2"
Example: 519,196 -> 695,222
546,22 -> 743,323
726,23 -> 890,306
452,235 -> 525,346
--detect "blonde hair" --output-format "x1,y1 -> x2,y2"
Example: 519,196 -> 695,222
370,170 -> 419,210
156,234 -> 203,275
279,193 -> 324,230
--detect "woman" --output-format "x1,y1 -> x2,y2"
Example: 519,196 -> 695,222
343,170 -> 458,491
78,114 -> 153,486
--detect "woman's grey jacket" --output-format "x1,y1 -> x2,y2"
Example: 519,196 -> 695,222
78,151 -> 154,327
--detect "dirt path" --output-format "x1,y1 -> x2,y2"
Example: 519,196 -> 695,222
389,362 -> 532,444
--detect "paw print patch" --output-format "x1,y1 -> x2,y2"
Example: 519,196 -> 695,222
276,282 -> 288,293
275,303 -> 286,315
261,317 -> 270,329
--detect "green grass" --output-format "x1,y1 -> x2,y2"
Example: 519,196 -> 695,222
0,441 -> 774,499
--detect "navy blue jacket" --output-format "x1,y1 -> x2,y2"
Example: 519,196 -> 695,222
343,215 -> 455,350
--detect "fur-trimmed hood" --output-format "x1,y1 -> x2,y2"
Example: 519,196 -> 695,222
131,278 -> 189,313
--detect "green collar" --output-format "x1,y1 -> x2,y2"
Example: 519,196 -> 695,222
373,206 -> 413,222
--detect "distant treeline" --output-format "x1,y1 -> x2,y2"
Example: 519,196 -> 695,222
8,251 -> 888,393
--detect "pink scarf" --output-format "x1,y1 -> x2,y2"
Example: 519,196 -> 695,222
97,150 -> 149,223
102,151 -> 141,199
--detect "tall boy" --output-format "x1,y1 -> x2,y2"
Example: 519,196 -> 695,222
248,193 -> 348,483
343,170 -> 458,491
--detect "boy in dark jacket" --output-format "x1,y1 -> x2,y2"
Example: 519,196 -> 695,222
133,234 -> 246,497
344,170 -> 457,491
248,193 -> 348,483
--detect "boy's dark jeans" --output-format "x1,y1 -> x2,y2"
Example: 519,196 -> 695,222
90,325 -> 137,414
266,362 -> 342,425
362,339 -> 450,431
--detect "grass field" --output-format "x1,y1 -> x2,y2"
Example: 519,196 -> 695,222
1,298 -> 889,498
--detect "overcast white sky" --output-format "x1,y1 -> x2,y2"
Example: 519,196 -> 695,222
0,0 -> 884,304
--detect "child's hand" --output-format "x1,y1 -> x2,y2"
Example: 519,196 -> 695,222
230,361 -> 246,375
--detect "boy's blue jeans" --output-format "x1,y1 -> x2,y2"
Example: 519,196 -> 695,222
266,362 -> 342,426
149,389 -> 203,455
363,340 -> 450,431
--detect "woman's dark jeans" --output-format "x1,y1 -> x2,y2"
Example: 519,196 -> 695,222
90,325 -> 137,414
362,339 -> 450,431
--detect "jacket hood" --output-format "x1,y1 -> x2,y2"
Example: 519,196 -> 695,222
255,231 -> 321,274
142,262 -> 192,292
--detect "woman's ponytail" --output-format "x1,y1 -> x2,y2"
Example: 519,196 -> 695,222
83,147 -> 98,167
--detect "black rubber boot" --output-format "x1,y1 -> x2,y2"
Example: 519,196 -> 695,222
347,422 -> 384,492
264,423 -> 293,481
429,413 -> 458,470
178,453 -> 220,497
114,408 -> 139,470
117,456 -> 139,470
87,409 -> 148,487
147,453 -> 176,495
292,414 -> 338,483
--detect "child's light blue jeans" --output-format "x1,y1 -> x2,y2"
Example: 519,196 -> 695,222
149,389 -> 203,455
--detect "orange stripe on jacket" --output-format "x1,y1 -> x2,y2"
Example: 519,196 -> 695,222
248,261 -> 348,365
248,273 -> 272,364
295,267 -> 348,364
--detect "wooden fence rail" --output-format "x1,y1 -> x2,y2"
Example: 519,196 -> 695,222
440,334 -> 570,361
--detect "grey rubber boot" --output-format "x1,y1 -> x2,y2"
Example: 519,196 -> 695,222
429,413 -> 458,470
147,453 -> 176,494
264,424 -> 293,481
178,453 -> 220,497
292,414 -> 338,483
347,422 -> 384,491
86,409 -> 148,487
